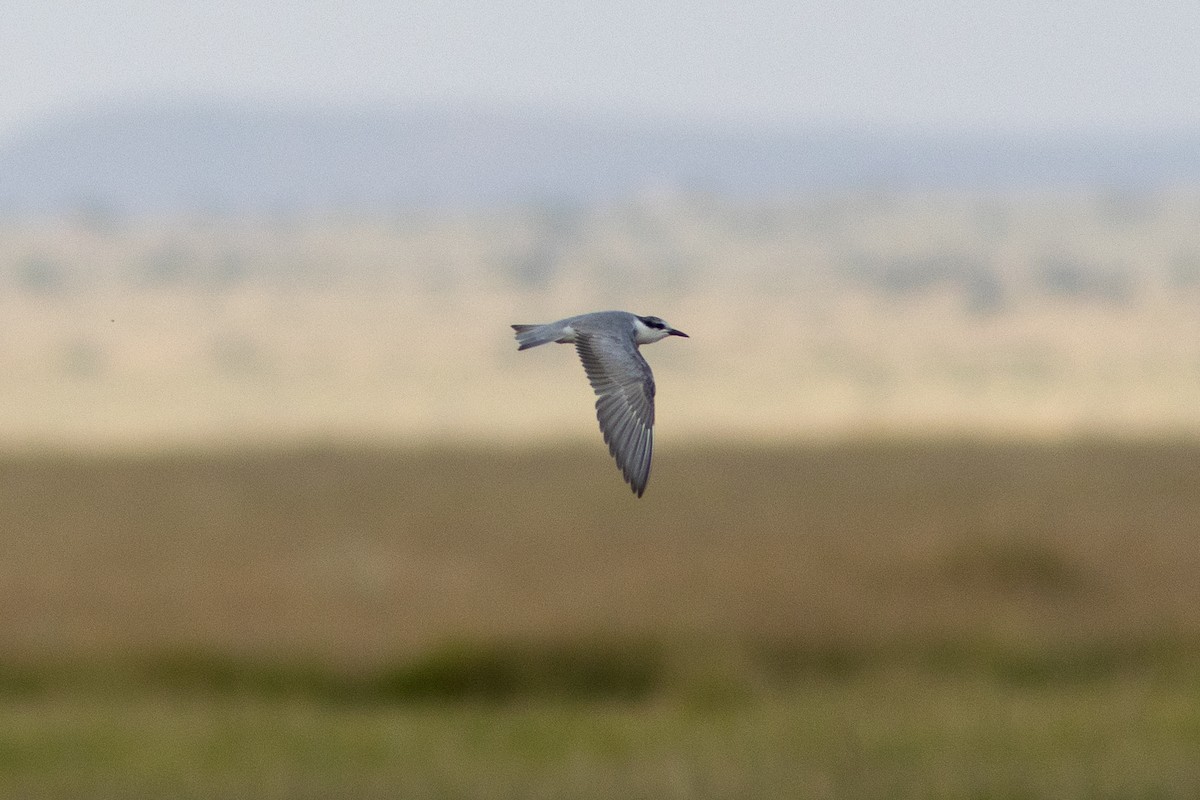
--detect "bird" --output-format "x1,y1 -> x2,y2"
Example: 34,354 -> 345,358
511,311 -> 689,497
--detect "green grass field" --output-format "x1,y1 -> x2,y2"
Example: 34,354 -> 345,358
2,439 -> 1200,798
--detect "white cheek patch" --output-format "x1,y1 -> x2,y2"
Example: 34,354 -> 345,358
632,319 -> 672,345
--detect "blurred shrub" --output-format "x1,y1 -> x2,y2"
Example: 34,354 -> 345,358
939,536 -> 1087,596
373,638 -> 663,702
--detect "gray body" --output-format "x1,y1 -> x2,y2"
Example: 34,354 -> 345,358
511,311 -> 688,497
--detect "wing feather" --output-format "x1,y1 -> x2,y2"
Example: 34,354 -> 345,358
574,331 -> 656,497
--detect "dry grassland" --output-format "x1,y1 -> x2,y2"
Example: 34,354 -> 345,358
3,191 -> 1200,448
4,440 -> 1200,665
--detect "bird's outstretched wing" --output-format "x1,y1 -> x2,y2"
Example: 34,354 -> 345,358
574,331 -> 656,497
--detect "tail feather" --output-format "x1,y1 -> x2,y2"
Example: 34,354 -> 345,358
511,323 -> 560,351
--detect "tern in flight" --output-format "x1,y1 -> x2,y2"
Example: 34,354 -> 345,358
511,311 -> 689,497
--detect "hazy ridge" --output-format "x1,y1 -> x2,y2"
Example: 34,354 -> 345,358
4,101 -> 1200,214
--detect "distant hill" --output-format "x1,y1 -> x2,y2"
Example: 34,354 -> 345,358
2,101 -> 1200,214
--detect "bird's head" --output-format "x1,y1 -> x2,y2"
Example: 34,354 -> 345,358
634,315 -> 689,345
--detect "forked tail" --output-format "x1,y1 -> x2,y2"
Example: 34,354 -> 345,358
511,323 -> 560,350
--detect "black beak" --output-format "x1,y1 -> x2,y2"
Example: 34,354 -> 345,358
668,329 -> 689,338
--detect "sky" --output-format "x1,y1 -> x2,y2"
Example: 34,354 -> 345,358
4,1 -> 1200,141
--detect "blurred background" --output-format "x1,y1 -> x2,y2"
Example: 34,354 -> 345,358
3,2 -> 1200,797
